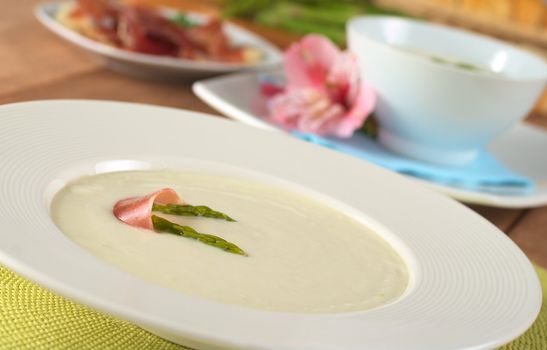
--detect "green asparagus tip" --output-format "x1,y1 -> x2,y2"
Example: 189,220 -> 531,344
152,203 -> 236,222
151,215 -> 246,257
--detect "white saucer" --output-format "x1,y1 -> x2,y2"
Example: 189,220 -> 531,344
0,100 -> 540,350
193,70 -> 547,208
35,2 -> 282,79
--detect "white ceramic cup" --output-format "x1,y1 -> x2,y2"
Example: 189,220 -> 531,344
348,16 -> 547,166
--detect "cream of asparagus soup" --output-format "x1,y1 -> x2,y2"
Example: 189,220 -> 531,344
51,170 -> 409,313
395,45 -> 503,75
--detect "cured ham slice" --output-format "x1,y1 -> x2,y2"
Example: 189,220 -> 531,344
117,6 -> 194,57
113,188 -> 182,229
59,0 -> 259,63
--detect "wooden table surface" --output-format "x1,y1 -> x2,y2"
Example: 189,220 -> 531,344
1,0 -> 546,269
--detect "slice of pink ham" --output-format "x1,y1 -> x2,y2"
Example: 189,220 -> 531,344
113,188 -> 183,229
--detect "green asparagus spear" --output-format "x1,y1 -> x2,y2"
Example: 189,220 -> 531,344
152,203 -> 236,222
261,2 -> 362,27
256,7 -> 347,44
222,0 -> 275,18
151,215 -> 247,256
223,0 -> 411,46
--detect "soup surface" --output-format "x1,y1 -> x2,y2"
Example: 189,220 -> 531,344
395,45 -> 501,75
51,170 -> 409,313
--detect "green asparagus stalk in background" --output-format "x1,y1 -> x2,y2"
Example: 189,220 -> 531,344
151,215 -> 247,256
222,0 -> 408,46
222,0 -> 275,18
152,203 -> 236,222
256,7 -> 347,45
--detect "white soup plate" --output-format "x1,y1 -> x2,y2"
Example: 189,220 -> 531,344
0,100 -> 540,350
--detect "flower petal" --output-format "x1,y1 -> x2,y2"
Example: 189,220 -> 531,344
325,52 -> 358,104
267,88 -> 317,130
260,81 -> 284,97
284,34 -> 340,89
333,82 -> 377,138
298,103 -> 345,135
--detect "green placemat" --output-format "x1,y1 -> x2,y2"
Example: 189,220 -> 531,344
498,264 -> 547,350
0,264 -> 545,350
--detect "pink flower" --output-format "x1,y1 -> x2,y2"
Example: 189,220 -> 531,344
265,34 -> 376,138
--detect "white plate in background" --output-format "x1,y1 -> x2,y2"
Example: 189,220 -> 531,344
0,100 -> 540,350
35,2 -> 282,78
194,70 -> 547,208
